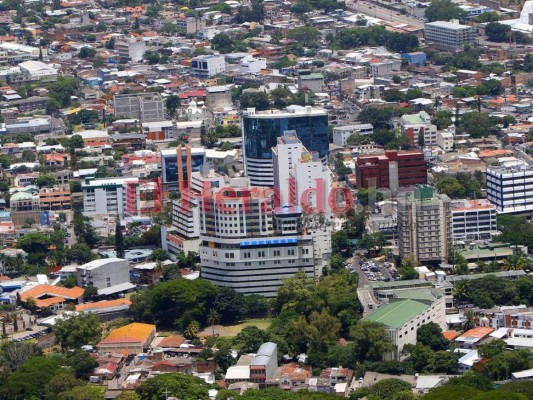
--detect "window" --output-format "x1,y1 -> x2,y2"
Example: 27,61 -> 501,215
225,253 -> 234,259
273,250 -> 280,257
288,249 -> 295,256
243,251 -> 251,259
258,250 -> 265,258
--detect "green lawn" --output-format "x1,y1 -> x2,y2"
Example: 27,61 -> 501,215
199,318 -> 273,337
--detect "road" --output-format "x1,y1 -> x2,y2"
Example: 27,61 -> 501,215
353,255 -> 379,315
347,0 -> 424,28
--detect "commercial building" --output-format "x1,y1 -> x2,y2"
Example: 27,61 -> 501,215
115,36 -> 147,62
239,56 -> 267,74
424,20 -> 477,52
450,199 -> 497,242
199,184 -> 331,296
39,184 -> 71,211
19,284 -> 84,312
190,55 -> 226,78
332,124 -> 374,146
486,165 -> 533,214
397,185 -> 451,264
6,61 -> 58,84
355,150 -> 427,190
400,111 -> 438,146
76,258 -> 130,291
5,117 -> 51,134
362,297 -> 446,360
160,145 -> 206,193
401,52 -> 427,67
113,93 -> 165,123
97,322 -> 156,355
225,342 -> 278,386
242,106 -> 329,187
272,131 -> 332,214
0,42 -> 40,63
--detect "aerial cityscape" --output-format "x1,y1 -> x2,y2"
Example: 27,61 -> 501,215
0,0 -> 533,398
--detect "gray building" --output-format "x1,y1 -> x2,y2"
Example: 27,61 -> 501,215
76,258 -> 130,290
424,20 -> 476,52
333,124 -> 374,146
397,185 -> 451,264
113,93 -> 165,123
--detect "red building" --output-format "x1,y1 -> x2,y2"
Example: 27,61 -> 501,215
355,150 -> 427,189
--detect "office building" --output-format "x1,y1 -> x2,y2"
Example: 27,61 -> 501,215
332,124 -> 374,146
160,145 -> 206,193
199,184 -> 331,296
450,199 -> 497,242
242,106 -> 329,187
397,185 -> 451,264
77,258 -> 130,290
272,131 -> 332,215
115,36 -> 147,62
113,93 -> 165,123
424,21 -> 476,52
400,111 -> 438,146
355,150 -> 427,191
486,165 -> 533,214
190,55 -> 226,78
362,297 -> 446,360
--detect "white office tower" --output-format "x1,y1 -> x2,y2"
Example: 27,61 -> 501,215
199,183 -> 331,296
272,131 -> 333,216
162,164 -> 225,259
486,165 -> 533,214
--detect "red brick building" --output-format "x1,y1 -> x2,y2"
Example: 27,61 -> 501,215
355,150 -> 427,189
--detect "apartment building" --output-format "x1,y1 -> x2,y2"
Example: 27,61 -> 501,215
190,55 -> 226,78
355,150 -> 427,191
397,185 -> 451,264
39,184 -> 72,211
113,93 -> 165,123
332,124 -> 374,146
450,199 -> 497,242
242,106 -> 329,187
400,111 -> 438,146
77,258 -> 130,290
115,36 -> 147,62
175,16 -> 206,34
272,131 -> 332,215
486,165 -> 533,214
424,20 -> 476,52
199,184 -> 331,296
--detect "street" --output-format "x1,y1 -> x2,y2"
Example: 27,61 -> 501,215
346,0 -> 424,28
352,255 -> 379,315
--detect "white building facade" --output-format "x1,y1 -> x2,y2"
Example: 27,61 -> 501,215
486,165 -> 533,214
450,199 -> 497,241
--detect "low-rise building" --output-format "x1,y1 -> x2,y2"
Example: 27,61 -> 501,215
97,322 -> 156,355
332,124 -> 374,146
76,258 -> 130,291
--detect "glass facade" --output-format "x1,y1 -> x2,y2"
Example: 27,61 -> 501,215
162,153 -> 205,186
243,114 -> 329,160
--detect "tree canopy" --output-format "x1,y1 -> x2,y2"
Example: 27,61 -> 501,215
425,0 -> 466,21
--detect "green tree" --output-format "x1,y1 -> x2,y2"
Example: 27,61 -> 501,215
115,218 -> 125,259
211,33 -> 234,53
57,385 -> 104,400
350,320 -> 394,362
399,254 -> 419,280
478,338 -> 507,359
425,0 -> 466,21
165,94 -> 180,115
135,373 -> 211,400
367,378 -> 413,400
214,286 -> 246,324
446,371 -> 494,392
485,22 -> 511,42
79,46 -> 96,59
417,322 -> 449,351
240,91 -> 270,110
53,313 -> 102,350
143,50 -> 160,65
287,26 -> 321,48
35,174 -> 56,188
45,371 -> 85,399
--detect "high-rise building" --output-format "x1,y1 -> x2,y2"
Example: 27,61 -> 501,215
397,185 -> 451,264
272,131 -> 332,215
400,111 -> 438,146
424,21 -> 476,52
199,183 -> 331,296
113,93 -> 165,123
355,150 -> 427,191
486,165 -> 533,214
160,145 -> 206,193
242,106 -> 329,187
450,199 -> 497,242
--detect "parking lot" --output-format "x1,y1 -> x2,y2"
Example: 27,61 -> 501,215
12,327 -> 50,343
359,259 -> 399,282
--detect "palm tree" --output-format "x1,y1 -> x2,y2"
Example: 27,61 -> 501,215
503,255 -> 525,271
207,309 -> 219,337
184,320 -> 200,340
25,297 -> 36,314
462,310 -> 476,332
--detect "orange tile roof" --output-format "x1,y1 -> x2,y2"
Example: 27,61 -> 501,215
105,322 -> 155,342
477,149 -> 512,158
35,296 -> 65,308
159,335 -> 185,348
76,299 -> 131,312
458,327 -> 494,339
20,284 -> 84,302
443,330 -> 460,341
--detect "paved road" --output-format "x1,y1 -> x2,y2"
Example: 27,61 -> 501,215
347,0 -> 424,28
353,255 -> 379,315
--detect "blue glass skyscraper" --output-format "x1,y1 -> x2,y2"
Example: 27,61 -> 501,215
242,106 -> 329,187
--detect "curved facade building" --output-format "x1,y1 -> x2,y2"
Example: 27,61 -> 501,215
242,106 -> 329,187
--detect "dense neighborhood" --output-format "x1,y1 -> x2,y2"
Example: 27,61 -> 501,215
1,0 -> 533,398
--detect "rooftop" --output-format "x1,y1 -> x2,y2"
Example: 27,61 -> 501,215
104,322 -> 155,343
362,299 -> 430,329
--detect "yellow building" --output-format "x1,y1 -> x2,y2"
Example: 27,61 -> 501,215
97,322 -> 156,355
